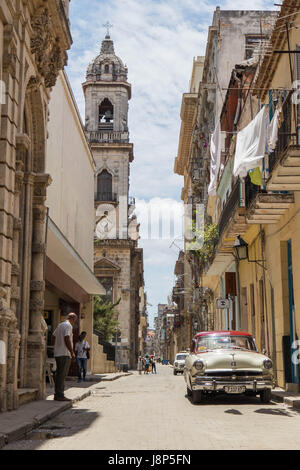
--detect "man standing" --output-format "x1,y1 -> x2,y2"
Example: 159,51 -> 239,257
52,312 -> 77,401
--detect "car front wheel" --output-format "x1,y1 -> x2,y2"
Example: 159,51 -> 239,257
173,370 -> 177,375
192,390 -> 202,404
187,386 -> 192,397
260,389 -> 272,403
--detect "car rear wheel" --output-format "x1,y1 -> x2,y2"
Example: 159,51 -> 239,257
260,389 -> 272,403
192,390 -> 202,404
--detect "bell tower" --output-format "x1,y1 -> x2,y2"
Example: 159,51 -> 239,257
83,32 -> 134,240
82,32 -> 141,370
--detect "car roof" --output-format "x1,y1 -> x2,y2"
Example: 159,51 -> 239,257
194,331 -> 252,338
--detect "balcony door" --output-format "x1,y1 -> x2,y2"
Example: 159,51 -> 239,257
288,240 -> 298,384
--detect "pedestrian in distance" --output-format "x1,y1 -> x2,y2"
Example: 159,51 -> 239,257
75,331 -> 90,383
137,357 -> 143,375
52,312 -> 77,401
144,356 -> 150,374
151,358 -> 157,374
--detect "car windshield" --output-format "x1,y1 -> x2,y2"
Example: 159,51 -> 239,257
176,354 -> 188,361
196,335 -> 256,352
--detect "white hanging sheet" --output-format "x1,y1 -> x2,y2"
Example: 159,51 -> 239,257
233,106 -> 268,178
208,121 -> 221,196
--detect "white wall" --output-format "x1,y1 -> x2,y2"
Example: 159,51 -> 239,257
46,71 -> 95,270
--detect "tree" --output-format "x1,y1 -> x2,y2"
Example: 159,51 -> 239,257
93,295 -> 121,342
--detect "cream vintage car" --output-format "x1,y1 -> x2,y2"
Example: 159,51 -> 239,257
184,331 -> 274,404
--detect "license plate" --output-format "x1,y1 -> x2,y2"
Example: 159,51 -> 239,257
224,386 -> 246,394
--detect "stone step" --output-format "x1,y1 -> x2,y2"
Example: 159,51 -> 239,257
17,388 -> 38,407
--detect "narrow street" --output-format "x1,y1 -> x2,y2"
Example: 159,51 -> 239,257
4,364 -> 300,451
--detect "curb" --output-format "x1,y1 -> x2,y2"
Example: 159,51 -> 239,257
271,391 -> 300,411
0,372 -> 133,449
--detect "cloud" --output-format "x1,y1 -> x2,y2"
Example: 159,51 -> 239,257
66,0 -> 277,326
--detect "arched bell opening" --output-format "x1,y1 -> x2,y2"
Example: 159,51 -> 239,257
99,98 -> 114,131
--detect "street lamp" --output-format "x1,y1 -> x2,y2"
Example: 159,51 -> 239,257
233,236 -> 248,261
234,235 -> 266,269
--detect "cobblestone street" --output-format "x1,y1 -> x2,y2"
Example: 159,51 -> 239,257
4,364 -> 300,450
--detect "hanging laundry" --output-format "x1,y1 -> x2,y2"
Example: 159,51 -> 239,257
268,100 -> 283,151
208,121 -> 221,196
233,106 -> 268,178
249,167 -> 262,186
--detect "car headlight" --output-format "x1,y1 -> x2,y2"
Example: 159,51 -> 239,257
174,362 -> 178,367
194,360 -> 205,371
263,359 -> 273,370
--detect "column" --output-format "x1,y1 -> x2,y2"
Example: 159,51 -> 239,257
26,173 -> 51,398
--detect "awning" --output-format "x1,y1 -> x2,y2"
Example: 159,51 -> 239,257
46,218 -> 105,295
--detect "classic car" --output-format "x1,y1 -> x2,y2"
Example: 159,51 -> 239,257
184,331 -> 274,404
173,352 -> 189,375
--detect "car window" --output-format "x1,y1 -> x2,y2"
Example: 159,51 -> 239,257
196,335 -> 256,352
176,354 -> 188,361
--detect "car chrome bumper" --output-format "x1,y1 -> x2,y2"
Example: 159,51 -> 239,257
192,377 -> 273,392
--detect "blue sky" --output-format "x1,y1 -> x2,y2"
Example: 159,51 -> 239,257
66,0 -> 277,327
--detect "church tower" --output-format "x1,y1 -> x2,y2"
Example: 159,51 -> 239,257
83,30 -> 142,369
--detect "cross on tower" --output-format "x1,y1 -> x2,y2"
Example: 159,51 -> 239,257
103,21 -> 113,37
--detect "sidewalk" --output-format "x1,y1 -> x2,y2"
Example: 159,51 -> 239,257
271,387 -> 300,410
0,371 -> 132,449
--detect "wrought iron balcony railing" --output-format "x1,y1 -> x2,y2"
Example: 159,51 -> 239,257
268,92 -> 298,174
218,180 -> 240,237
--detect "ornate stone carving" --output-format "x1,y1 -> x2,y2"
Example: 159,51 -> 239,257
13,217 -> 22,232
11,287 -> 20,301
30,281 -> 45,292
32,206 -> 47,222
30,9 -> 66,89
29,298 -> 44,311
11,264 -> 20,276
3,25 -> 17,76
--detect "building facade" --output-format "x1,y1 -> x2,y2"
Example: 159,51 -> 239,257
45,70 -> 108,377
172,7 -> 277,360
0,0 -> 72,412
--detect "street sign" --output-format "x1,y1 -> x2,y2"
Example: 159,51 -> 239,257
216,298 -> 230,309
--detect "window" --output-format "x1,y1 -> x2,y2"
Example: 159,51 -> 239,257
245,35 -> 268,60
105,64 -> 110,73
99,277 -> 114,303
97,170 -> 113,201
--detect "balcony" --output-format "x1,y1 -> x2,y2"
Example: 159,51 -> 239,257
218,181 -> 247,240
245,176 -> 294,224
205,181 -> 246,276
267,92 -> 300,191
95,192 -> 118,203
88,131 -> 130,144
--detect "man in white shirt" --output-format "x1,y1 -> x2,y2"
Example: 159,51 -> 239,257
52,312 -> 77,401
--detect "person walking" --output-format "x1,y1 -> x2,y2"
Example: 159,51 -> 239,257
151,358 -> 157,374
144,357 -> 150,374
75,331 -> 90,383
137,357 -> 143,375
52,312 -> 77,401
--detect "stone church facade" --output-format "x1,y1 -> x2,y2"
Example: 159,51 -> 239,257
0,0 -> 72,411
83,34 -> 144,369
